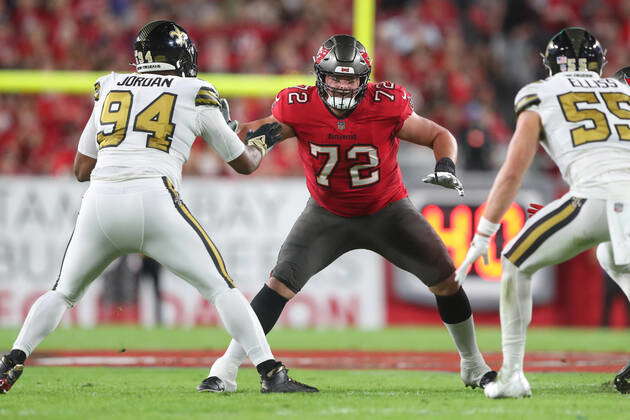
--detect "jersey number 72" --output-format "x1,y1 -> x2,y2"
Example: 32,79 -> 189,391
310,143 -> 380,188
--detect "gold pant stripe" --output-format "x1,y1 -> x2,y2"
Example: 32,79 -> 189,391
162,177 -> 235,288
178,202 -> 234,286
505,200 -> 579,265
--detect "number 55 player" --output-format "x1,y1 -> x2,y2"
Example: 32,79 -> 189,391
456,28 -> 630,398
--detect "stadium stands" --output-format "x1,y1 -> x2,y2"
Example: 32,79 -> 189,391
1,0 -> 628,176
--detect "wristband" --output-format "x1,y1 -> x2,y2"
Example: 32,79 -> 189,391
435,157 -> 456,175
477,216 -> 501,237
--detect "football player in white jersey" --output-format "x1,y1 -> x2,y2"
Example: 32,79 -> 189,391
455,27 -> 630,398
0,20 -> 316,394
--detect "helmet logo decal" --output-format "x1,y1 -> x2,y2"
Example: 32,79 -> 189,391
556,56 -> 587,72
335,66 -> 354,74
359,51 -> 371,68
314,46 -> 331,64
169,27 -> 188,46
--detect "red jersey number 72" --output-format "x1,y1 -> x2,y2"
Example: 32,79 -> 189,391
310,143 -> 380,188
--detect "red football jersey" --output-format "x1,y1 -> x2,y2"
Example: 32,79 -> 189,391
272,82 -> 413,217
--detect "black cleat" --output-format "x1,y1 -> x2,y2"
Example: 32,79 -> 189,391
479,370 -> 498,389
197,376 -> 226,393
0,355 -> 24,394
260,362 -> 318,393
614,362 -> 630,394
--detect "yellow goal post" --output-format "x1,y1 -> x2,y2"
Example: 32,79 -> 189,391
0,0 -> 375,97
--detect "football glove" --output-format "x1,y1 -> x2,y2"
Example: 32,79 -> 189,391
454,217 -> 501,284
219,98 -> 239,132
422,157 -> 465,196
245,122 -> 282,157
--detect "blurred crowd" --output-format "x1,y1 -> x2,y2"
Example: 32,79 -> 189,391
0,0 -> 628,176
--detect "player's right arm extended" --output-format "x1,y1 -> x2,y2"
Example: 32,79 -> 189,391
216,96 -> 295,143
237,115 -> 295,144
197,106 -> 282,174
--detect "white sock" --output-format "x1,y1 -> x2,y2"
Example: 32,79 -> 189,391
213,289 -> 273,366
500,258 -> 533,372
443,317 -> 485,364
13,290 -> 71,357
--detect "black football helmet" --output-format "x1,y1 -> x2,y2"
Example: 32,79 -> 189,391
133,20 -> 197,77
313,34 -> 372,111
542,27 -> 606,76
613,66 -> 630,86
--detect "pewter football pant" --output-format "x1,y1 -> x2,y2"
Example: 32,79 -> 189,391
13,177 -> 273,365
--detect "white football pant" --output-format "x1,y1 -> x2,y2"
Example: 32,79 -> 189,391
499,192 -> 629,373
13,177 -> 273,366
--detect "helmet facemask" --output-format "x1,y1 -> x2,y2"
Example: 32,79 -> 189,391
317,73 -> 369,110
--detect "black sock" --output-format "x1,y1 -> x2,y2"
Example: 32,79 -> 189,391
8,349 -> 26,364
434,286 -> 472,324
250,284 -> 289,334
256,359 -> 279,376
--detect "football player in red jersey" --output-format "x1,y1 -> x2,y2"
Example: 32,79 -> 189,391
202,35 -> 495,392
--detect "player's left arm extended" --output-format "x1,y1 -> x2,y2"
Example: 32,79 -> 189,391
455,110 -> 541,282
396,112 -> 463,195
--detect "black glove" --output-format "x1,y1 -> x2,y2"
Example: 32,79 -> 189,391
219,98 -> 239,132
245,122 -> 283,156
421,157 -> 465,196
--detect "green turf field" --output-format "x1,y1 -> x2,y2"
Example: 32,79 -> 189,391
1,326 -> 628,351
1,327 -> 629,419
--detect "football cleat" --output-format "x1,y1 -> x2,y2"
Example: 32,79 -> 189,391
484,369 -> 532,399
461,359 -> 496,389
197,376 -> 226,393
208,356 -> 238,393
0,355 -> 24,394
478,370 -> 498,389
260,362 -> 318,393
614,362 -> 630,394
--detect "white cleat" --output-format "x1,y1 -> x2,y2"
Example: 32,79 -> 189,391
461,359 -> 497,389
484,369 -> 532,399
207,356 -> 239,393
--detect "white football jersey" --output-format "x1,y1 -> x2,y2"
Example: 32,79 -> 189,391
78,72 -> 245,189
515,71 -> 630,199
